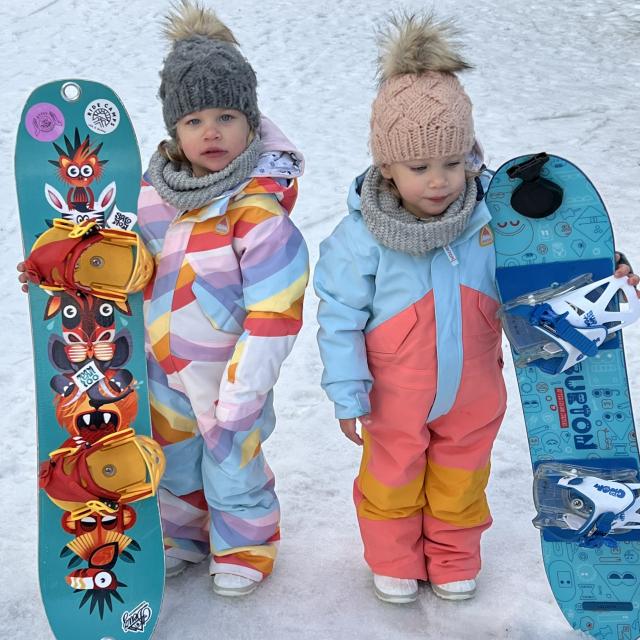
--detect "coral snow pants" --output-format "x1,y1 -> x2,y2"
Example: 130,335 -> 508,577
355,290 -> 506,584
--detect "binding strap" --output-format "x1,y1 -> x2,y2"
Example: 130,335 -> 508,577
24,219 -> 102,293
39,438 -> 121,506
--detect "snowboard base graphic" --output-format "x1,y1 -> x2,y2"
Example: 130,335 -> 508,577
486,153 -> 640,640
15,80 -> 164,639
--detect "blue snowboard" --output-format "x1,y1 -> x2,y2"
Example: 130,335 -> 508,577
15,80 -> 164,639
486,153 -> 640,639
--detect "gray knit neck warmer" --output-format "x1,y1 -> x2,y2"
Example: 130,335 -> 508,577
147,135 -> 262,211
360,167 -> 478,255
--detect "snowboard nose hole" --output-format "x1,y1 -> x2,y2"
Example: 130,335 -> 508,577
61,82 -> 81,102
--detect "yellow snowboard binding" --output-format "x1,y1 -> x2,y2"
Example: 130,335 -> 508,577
39,428 -> 165,521
23,218 -> 154,302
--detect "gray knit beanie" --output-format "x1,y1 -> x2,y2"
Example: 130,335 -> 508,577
159,0 -> 259,134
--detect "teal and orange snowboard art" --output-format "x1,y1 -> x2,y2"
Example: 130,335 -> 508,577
487,153 -> 640,639
15,80 -> 165,640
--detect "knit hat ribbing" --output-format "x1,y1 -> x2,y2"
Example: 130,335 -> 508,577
370,13 -> 474,165
159,1 -> 259,134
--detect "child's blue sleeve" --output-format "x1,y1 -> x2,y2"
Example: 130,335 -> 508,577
314,219 -> 375,419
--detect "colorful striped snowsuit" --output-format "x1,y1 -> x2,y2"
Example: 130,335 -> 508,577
314,170 -> 506,584
138,151 -> 309,581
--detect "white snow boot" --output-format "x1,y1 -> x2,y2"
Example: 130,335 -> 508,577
431,578 -> 476,600
373,574 -> 418,604
165,555 -> 188,578
212,573 -> 258,597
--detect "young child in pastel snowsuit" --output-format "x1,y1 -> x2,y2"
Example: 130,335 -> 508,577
16,2 -> 308,596
315,14 -> 499,604
313,12 -> 636,605
138,1 -> 308,596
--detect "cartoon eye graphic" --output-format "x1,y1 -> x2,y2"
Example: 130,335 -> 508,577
497,222 -> 508,228
94,571 -> 113,589
63,305 -> 78,319
608,572 -> 622,586
510,221 -> 521,226
99,303 -> 114,317
80,516 -> 98,532
57,380 -> 77,397
67,165 -> 80,178
80,165 -> 94,178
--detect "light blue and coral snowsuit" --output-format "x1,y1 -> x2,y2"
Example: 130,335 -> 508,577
314,170 -> 506,584
138,122 -> 309,582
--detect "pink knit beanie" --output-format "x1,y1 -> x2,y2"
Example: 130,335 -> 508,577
370,13 -> 475,165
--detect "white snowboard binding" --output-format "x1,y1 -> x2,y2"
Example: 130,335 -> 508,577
499,273 -> 639,374
533,463 -> 640,547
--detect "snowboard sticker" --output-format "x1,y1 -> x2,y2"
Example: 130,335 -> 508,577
15,80 -> 164,640
486,153 -> 640,639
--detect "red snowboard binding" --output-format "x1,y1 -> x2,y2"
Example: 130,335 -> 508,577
23,218 -> 153,302
39,428 -> 165,521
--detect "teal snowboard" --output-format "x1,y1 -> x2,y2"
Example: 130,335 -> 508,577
486,153 -> 640,639
15,80 -> 164,639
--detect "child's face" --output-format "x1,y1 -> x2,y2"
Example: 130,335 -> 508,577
380,155 -> 467,218
176,108 -> 251,177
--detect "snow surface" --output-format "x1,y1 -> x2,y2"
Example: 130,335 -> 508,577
1,1 -> 639,638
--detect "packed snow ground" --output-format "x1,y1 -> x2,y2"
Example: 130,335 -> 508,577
1,1 -> 639,638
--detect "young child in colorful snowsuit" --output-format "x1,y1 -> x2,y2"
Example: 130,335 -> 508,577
314,13 -> 638,605
14,0 -> 307,599
136,1 -> 308,596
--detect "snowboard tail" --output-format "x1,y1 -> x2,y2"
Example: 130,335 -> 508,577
15,80 -> 164,640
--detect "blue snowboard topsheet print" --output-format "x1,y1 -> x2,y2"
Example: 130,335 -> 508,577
15,80 -> 164,640
486,154 -> 640,640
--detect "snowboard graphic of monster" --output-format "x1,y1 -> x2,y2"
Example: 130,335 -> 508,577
486,153 -> 640,639
16,80 -> 165,640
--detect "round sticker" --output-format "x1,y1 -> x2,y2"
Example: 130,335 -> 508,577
85,99 -> 120,134
25,102 -> 65,141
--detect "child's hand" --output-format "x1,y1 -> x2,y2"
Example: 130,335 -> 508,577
339,415 -> 371,446
17,261 -> 28,293
614,252 -> 639,297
